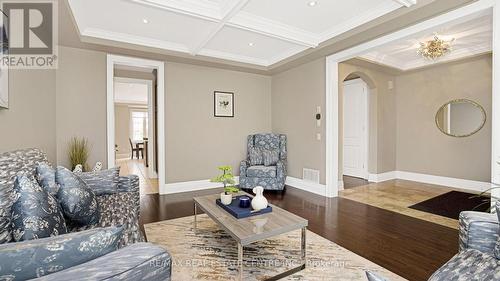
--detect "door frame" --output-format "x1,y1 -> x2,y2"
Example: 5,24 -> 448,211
113,77 -> 157,178
325,0 -> 499,197
342,78 -> 369,180
106,54 -> 166,193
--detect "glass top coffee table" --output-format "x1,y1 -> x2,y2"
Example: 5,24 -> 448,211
193,192 -> 308,281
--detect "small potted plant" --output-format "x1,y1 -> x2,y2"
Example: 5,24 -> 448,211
211,165 -> 238,205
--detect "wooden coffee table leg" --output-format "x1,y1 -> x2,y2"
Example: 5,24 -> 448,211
238,242 -> 243,281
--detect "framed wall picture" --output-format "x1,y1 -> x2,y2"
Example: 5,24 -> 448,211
0,14 -> 8,109
214,91 -> 234,117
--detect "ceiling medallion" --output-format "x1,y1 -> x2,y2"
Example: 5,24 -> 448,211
418,33 -> 455,60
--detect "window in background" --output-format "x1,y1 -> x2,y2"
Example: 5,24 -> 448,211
131,110 -> 148,141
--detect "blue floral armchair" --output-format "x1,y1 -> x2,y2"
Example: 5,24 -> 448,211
239,134 -> 287,191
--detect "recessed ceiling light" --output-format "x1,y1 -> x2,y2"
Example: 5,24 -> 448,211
143,19 -> 149,24
308,1 -> 317,7
248,42 -> 254,46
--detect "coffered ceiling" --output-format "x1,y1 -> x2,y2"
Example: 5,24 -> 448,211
359,9 -> 492,71
67,0 -> 417,67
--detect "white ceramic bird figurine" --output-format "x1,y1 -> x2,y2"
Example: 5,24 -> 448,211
73,164 -> 83,173
92,162 -> 103,172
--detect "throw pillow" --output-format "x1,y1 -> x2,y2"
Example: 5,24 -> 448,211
56,167 -> 100,227
11,176 -> 67,242
263,150 -> 279,166
495,202 -> 500,259
36,163 -> 59,196
249,147 -> 264,166
77,167 -> 120,196
0,226 -> 123,280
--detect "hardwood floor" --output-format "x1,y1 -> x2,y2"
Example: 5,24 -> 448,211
140,186 -> 458,281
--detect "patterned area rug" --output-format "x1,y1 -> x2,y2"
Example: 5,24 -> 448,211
145,215 -> 406,281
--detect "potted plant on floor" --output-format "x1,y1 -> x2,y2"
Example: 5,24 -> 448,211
211,165 -> 238,205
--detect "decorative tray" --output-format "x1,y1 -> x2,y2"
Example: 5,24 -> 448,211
216,195 -> 272,219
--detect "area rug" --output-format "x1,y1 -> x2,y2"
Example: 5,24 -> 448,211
409,191 -> 490,219
144,214 -> 406,281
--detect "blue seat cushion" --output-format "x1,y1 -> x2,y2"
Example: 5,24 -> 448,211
247,165 -> 276,178
0,226 -> 123,280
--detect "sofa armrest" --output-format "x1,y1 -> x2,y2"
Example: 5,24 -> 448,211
82,175 -> 143,246
459,211 -> 499,254
276,160 -> 286,180
117,174 -> 140,193
32,243 -> 171,281
239,160 -> 249,177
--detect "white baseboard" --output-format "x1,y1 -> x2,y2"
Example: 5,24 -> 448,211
285,176 -> 327,196
368,171 -> 491,193
161,177 -> 240,195
368,171 -> 397,183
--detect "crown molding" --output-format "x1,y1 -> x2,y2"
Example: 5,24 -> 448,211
129,0 -> 221,21
229,12 -> 319,47
319,1 -> 403,43
361,44 -> 492,71
267,45 -> 309,66
392,0 -> 417,8
198,48 -> 269,66
82,28 -> 190,54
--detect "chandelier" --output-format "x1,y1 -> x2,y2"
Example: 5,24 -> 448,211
418,33 -> 455,60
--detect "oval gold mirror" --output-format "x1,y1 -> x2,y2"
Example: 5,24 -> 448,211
435,99 -> 486,138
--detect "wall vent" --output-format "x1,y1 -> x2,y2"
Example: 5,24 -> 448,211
303,168 -> 320,184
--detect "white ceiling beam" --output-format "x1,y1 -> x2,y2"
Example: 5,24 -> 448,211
190,0 -> 251,55
228,12 -> 318,48
392,0 -> 417,8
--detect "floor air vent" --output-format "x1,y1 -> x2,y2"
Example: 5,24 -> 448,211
303,168 -> 320,184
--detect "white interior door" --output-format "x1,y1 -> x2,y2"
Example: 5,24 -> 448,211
343,78 -> 368,179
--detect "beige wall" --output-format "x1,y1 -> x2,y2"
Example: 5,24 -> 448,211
396,55 -> 492,182
165,62 -> 271,183
52,46 -> 272,183
271,55 -> 491,185
56,47 -> 108,169
0,70 -> 56,162
270,59 -> 397,184
271,59 -> 326,183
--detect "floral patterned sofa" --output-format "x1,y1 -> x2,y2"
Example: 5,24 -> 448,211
239,134 -> 287,191
0,148 -> 171,280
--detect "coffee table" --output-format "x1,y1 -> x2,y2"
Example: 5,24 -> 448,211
193,192 -> 308,281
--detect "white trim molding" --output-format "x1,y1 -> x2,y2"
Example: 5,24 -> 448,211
285,176 -> 327,197
106,54 -> 167,194
326,0 -> 497,198
368,171 -> 397,183
163,177 -> 240,194
368,171 -> 493,193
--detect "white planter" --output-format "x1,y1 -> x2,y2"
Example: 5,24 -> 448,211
220,193 -> 233,205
